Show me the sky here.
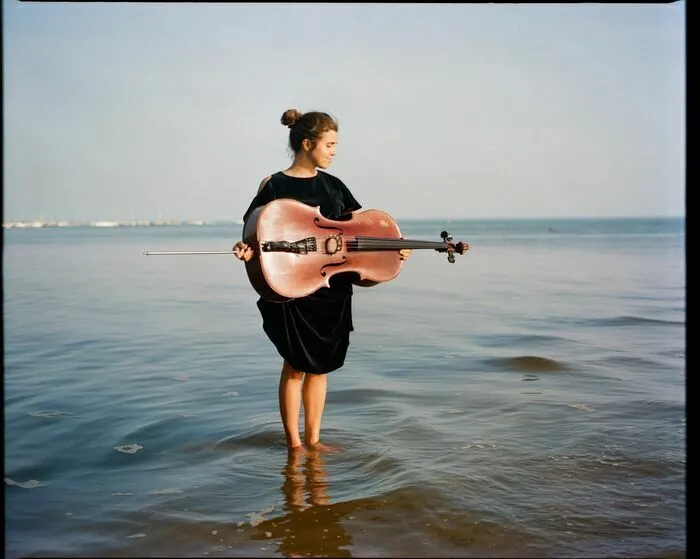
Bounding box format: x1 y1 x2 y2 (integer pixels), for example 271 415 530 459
2 1 686 222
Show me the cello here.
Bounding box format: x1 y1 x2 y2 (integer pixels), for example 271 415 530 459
144 198 469 302
240 198 469 302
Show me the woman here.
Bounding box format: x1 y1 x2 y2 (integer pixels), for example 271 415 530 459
233 109 411 452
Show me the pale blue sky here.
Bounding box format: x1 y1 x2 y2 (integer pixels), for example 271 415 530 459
3 1 685 221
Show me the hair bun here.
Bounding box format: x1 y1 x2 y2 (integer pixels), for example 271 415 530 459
281 109 302 128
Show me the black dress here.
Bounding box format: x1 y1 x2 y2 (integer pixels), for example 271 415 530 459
242 171 363 374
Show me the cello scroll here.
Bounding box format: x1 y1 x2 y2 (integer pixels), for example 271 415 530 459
438 230 470 263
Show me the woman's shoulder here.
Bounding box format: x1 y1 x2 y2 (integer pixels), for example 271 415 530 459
257 171 291 192
257 175 273 194
317 170 347 188
317 170 337 180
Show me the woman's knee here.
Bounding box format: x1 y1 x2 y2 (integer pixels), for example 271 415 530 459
282 361 305 381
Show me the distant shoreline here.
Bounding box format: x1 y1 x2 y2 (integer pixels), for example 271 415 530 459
2 219 246 230
2 215 685 230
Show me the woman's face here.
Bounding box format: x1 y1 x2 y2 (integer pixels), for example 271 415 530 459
306 129 337 169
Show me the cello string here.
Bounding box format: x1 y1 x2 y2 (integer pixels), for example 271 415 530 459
346 239 448 249
351 236 444 244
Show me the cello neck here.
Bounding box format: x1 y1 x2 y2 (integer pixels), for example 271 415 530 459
348 236 449 251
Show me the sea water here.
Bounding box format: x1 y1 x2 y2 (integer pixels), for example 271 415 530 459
4 217 685 557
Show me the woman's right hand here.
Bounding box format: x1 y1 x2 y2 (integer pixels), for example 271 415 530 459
233 241 254 262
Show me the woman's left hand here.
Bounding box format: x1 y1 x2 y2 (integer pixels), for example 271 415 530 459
399 249 412 261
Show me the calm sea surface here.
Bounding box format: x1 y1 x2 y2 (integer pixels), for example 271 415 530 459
4 217 686 558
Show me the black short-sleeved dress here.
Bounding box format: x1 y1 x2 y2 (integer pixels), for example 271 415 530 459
242 170 363 374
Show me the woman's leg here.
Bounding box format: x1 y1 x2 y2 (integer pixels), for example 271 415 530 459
279 360 305 449
302 372 327 447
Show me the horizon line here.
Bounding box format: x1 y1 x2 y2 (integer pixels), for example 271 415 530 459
2 214 686 228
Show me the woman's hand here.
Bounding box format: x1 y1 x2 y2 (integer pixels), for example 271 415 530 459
399 248 412 261
233 241 254 262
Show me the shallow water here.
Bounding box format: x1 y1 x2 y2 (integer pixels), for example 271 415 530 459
4 217 685 558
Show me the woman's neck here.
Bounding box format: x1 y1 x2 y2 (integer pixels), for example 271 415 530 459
283 157 318 178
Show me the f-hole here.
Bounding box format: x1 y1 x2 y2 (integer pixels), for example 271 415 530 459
314 217 343 233
320 256 347 276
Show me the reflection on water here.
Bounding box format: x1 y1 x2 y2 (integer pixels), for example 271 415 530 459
285 448 330 510
251 449 353 558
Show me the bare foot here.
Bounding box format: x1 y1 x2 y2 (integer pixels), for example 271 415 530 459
287 444 306 457
305 441 341 453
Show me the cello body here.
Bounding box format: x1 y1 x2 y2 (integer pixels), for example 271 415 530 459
243 199 404 302
242 198 469 302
